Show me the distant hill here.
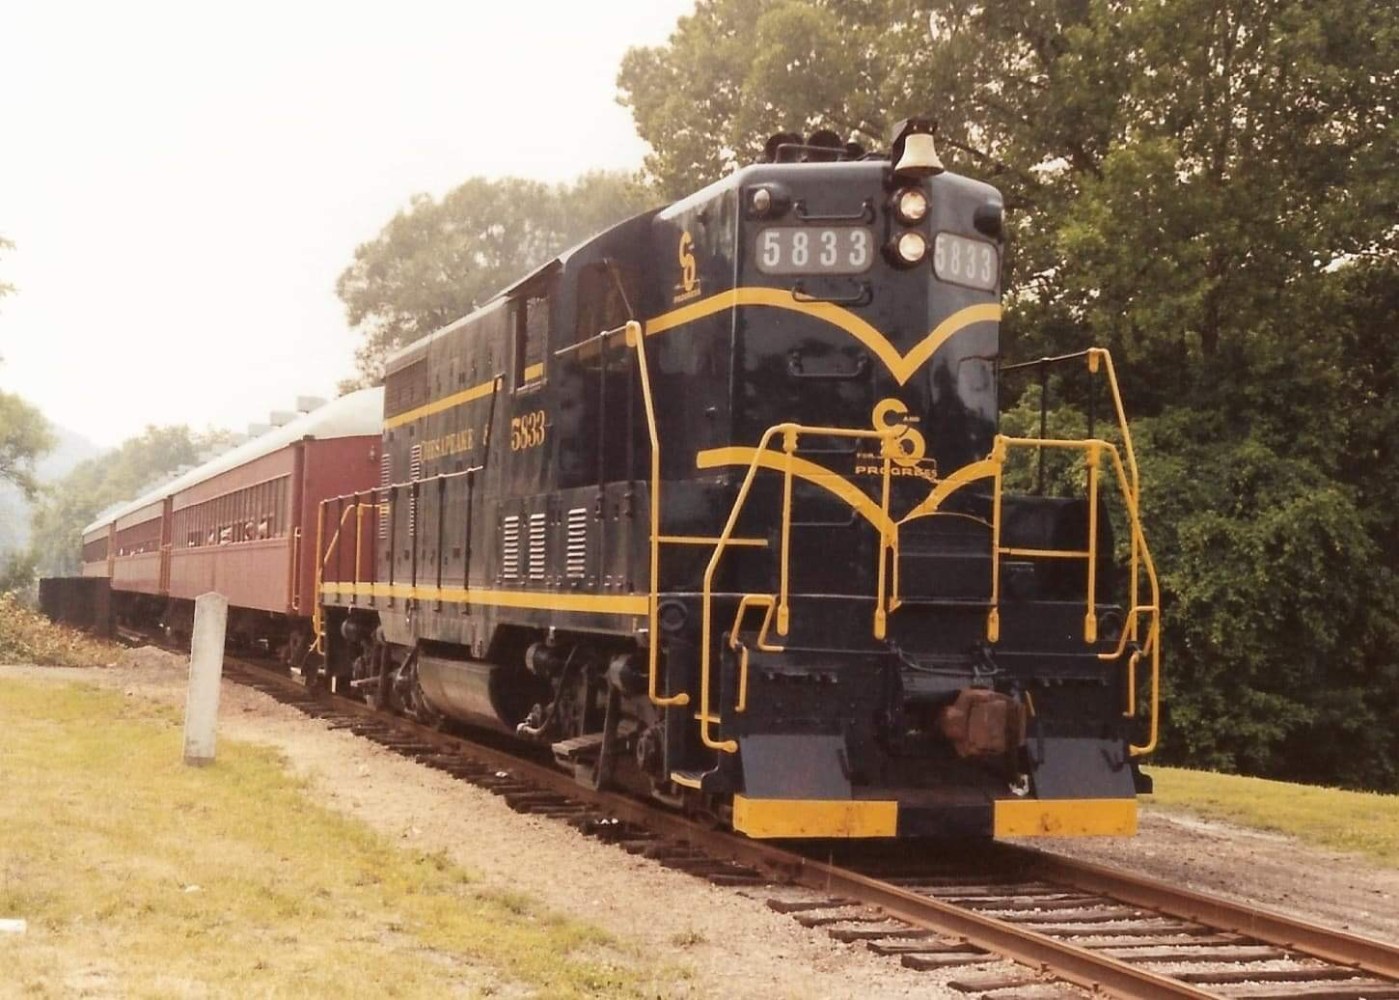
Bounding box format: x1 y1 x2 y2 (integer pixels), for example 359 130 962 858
0 425 102 556
37 425 103 481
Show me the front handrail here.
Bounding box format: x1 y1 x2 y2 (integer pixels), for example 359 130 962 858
727 594 784 714
696 421 900 752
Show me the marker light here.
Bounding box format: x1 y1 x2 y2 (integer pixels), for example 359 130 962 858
894 188 929 224
894 231 927 265
752 188 772 215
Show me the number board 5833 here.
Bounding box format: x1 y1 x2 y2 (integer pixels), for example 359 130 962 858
510 410 546 451
756 226 873 275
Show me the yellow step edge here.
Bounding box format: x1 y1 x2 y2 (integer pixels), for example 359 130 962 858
732 795 898 839
993 797 1137 837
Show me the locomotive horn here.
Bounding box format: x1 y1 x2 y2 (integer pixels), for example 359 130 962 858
890 117 944 177
763 132 804 163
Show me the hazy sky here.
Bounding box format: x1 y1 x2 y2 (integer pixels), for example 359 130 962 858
0 0 694 448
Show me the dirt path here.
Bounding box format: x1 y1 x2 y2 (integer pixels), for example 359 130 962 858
8 654 1398 998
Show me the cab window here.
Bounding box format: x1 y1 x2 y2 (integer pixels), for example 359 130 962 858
575 261 635 344
513 291 549 389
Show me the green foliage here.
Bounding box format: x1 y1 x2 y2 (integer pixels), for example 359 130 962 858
29 425 233 577
625 0 1399 788
0 592 115 666
0 391 54 500
337 171 655 383
0 550 38 604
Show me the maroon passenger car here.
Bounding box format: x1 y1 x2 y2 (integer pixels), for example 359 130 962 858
82 388 383 658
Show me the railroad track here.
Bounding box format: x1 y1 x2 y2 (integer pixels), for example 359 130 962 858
190 648 1399 999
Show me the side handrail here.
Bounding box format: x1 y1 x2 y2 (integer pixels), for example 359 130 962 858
727 595 785 714
989 433 1161 756
312 499 374 654
625 320 690 708
310 463 487 656
289 526 302 612
995 346 1158 755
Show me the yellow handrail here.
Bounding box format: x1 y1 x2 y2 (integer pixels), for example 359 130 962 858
354 496 365 595
626 320 690 708
312 498 386 653
988 433 1161 756
777 429 796 635
727 593 784 714
1084 442 1100 643
1089 348 1143 641
697 421 899 752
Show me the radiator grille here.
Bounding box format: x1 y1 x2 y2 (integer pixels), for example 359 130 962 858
527 512 547 581
408 444 422 537
501 515 520 579
565 507 587 579
378 454 391 539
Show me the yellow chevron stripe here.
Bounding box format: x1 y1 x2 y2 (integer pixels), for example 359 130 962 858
646 288 999 386
898 459 999 524
695 446 896 538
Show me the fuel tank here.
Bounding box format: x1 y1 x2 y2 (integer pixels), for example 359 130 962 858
416 652 544 733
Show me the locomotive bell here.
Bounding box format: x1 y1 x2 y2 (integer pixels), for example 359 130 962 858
890 117 944 177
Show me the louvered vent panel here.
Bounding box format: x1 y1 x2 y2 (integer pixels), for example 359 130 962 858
501 515 520 580
566 507 587 579
408 444 422 536
527 512 547 580
378 454 391 539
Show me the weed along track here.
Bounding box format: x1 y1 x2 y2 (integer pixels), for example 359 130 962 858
213 653 1399 1000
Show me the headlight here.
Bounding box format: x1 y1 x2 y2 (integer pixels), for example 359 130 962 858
894 188 928 224
893 231 927 265
751 188 772 215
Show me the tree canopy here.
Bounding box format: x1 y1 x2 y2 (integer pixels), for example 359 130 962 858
29 425 235 578
621 0 1399 788
0 391 53 502
1 236 55 508
337 171 655 383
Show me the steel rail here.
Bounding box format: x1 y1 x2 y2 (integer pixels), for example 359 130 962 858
1014 845 1399 981
216 655 1399 999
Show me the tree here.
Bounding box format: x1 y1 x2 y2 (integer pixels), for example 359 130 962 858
1 234 54 501
620 0 1399 788
337 171 655 383
29 425 234 577
0 391 53 501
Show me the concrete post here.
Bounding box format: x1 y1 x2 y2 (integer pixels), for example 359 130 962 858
183 592 227 766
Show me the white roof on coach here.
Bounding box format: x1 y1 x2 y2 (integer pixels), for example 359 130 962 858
81 387 384 536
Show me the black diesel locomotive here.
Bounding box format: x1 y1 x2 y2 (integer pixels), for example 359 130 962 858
317 120 1161 839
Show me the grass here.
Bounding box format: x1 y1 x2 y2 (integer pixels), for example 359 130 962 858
1145 765 1399 867
0 679 661 998
0 592 117 667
